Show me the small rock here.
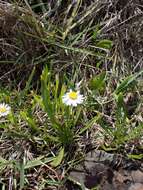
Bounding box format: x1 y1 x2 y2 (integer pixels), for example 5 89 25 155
131 170 143 183
128 183 143 190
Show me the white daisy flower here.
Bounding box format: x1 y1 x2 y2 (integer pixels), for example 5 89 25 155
0 103 11 117
62 89 84 107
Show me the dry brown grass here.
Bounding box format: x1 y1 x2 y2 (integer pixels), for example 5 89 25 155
100 0 143 73
0 1 46 86
0 0 142 87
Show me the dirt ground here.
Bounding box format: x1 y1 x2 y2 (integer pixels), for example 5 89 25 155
67 150 143 190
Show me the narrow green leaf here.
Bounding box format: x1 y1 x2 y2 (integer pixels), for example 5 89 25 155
127 154 143 160
89 72 106 91
24 156 54 169
115 69 143 95
19 162 25 190
41 66 55 121
51 148 64 167
23 67 35 96
79 113 101 134
20 111 39 133
115 92 127 124
96 39 113 49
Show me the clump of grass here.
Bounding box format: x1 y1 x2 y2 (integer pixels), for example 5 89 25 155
0 0 111 87
0 66 142 189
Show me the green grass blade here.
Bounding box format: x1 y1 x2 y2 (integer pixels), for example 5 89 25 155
51 148 64 167
24 156 54 169
115 69 143 95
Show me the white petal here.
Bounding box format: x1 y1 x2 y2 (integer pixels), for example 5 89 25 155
72 102 78 107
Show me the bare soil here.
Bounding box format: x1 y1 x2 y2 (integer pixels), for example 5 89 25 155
67 150 143 190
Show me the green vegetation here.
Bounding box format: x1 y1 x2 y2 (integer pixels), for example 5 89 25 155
0 0 142 189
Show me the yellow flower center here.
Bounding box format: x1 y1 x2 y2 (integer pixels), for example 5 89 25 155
0 107 7 113
69 91 78 100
